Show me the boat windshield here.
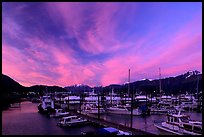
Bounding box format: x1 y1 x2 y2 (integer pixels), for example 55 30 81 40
180 116 190 122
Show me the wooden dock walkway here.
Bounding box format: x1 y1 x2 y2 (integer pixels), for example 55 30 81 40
70 112 155 135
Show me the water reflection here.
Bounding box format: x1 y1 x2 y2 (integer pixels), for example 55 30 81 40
2 101 202 135
2 101 98 135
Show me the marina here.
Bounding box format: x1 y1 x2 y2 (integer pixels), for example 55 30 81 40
2 100 202 135
2 2 202 136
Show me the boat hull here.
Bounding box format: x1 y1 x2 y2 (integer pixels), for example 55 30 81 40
154 123 183 135
57 120 91 127
107 110 141 116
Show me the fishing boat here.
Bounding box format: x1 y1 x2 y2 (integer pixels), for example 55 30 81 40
173 105 186 112
179 94 198 111
107 105 142 116
57 115 90 127
79 104 106 114
150 105 171 115
105 88 121 105
84 91 99 105
135 95 150 103
49 109 70 118
154 111 202 135
38 96 55 114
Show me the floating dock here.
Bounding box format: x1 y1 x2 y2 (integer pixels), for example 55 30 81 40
70 112 155 135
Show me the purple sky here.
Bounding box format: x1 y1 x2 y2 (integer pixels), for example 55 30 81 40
2 2 202 87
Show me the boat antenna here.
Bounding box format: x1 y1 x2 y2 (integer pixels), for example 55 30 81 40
178 109 181 116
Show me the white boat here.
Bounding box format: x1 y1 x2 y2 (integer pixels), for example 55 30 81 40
38 96 55 114
64 95 80 104
121 95 132 104
105 89 121 105
80 104 106 114
107 105 142 116
57 115 89 127
150 105 171 115
49 109 70 118
179 94 198 111
173 105 185 112
180 101 198 111
149 97 157 104
84 91 99 105
135 95 150 103
154 111 202 135
160 95 172 103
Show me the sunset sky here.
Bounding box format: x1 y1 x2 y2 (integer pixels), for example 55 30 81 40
2 2 202 87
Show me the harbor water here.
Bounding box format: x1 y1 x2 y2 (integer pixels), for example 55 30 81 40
2 101 99 135
2 101 202 135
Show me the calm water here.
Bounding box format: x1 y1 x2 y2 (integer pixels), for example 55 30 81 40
2 101 202 135
2 101 99 135
98 111 202 135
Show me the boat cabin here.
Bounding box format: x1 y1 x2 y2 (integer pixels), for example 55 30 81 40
59 116 81 123
166 113 202 134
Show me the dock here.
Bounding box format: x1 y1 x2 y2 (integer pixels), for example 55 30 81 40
70 112 155 135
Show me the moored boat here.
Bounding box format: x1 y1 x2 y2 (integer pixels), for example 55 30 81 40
154 111 202 135
49 109 70 118
107 105 142 116
57 115 90 127
38 96 55 114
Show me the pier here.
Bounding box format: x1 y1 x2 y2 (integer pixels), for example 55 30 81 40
70 112 155 135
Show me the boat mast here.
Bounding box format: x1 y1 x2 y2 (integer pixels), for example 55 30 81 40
129 68 133 128
111 88 113 105
159 67 162 97
196 71 200 112
128 69 130 98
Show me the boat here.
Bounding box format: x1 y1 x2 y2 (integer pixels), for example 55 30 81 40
154 110 202 135
107 105 142 116
121 94 131 104
49 109 70 118
38 96 55 114
84 91 99 105
150 105 171 115
135 95 150 103
173 105 185 112
105 88 121 105
57 115 90 127
179 94 198 111
80 104 106 114
96 127 132 135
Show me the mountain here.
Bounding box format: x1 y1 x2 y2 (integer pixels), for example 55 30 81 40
64 84 92 94
1 74 67 111
1 74 27 111
102 70 202 96
2 70 202 96
26 85 67 96
2 74 26 96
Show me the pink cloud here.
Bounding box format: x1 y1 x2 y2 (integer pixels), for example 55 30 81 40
45 3 132 55
3 3 201 88
99 15 202 86
2 43 42 86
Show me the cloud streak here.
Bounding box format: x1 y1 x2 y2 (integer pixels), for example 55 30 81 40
2 2 202 87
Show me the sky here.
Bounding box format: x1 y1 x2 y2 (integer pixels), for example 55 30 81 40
2 2 202 87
